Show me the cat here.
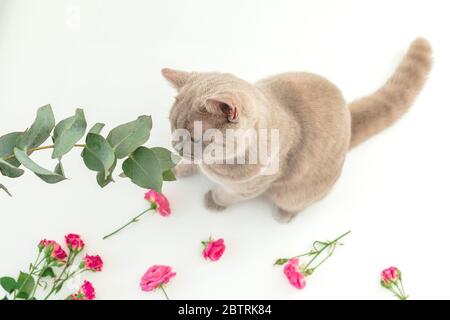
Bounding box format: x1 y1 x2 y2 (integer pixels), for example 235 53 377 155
163 38 432 223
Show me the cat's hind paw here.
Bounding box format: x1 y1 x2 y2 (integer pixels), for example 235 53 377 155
204 190 227 211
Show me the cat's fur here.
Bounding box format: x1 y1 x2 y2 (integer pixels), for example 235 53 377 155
163 38 433 222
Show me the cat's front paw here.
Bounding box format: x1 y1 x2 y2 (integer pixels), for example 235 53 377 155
273 208 296 224
204 190 227 211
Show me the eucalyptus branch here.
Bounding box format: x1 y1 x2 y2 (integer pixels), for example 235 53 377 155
0 105 178 195
2 144 86 162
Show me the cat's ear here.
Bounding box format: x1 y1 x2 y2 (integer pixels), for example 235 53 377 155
206 97 240 123
161 68 190 89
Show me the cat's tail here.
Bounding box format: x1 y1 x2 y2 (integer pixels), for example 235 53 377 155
349 38 433 149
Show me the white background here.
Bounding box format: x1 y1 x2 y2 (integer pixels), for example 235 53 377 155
1 0 449 300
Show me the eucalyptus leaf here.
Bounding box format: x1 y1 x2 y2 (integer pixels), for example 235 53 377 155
81 133 115 178
14 148 66 184
149 147 179 171
107 115 152 159
96 158 116 188
88 122 105 134
55 161 65 177
0 132 22 166
0 276 17 294
52 108 87 159
0 159 25 178
16 105 55 150
122 146 162 191
0 184 12 196
162 169 176 181
96 171 115 188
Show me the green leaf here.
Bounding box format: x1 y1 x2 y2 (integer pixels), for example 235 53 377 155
54 282 63 294
0 132 22 166
88 123 106 134
162 169 176 181
305 268 314 276
52 109 87 159
274 258 288 266
81 133 115 177
16 272 35 299
0 184 12 196
41 267 56 278
55 161 65 177
0 158 24 178
96 171 114 188
15 292 29 299
2 296 8 300
122 146 163 192
0 277 17 294
107 115 152 159
149 147 179 171
14 148 66 184
96 158 116 188
16 105 55 151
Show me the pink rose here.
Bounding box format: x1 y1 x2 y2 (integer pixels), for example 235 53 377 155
380 266 408 299
83 254 103 272
70 281 96 300
144 190 171 216
80 281 96 300
39 240 67 262
39 239 53 249
381 266 400 286
202 238 226 261
283 258 306 289
65 233 85 252
38 239 51 250
51 242 67 261
140 265 176 292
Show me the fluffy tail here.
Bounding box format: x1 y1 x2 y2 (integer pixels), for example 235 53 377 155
349 38 433 148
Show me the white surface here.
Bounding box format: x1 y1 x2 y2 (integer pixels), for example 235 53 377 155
1 0 449 300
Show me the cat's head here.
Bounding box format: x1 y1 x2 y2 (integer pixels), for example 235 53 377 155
162 68 260 162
